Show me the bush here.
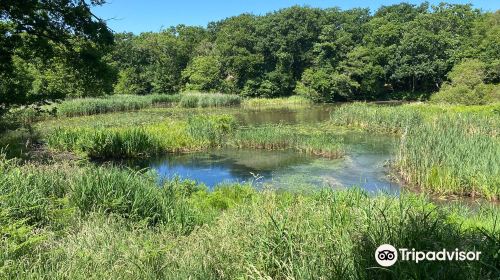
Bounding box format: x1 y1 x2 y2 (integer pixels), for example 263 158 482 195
296 68 359 102
431 59 500 105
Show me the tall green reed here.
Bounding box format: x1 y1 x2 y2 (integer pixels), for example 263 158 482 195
56 94 180 117
179 92 241 108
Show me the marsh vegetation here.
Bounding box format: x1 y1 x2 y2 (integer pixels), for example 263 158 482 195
1 1 499 279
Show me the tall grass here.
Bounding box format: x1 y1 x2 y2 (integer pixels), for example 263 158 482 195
186 114 236 146
179 92 241 108
397 114 500 200
330 103 423 133
330 103 499 200
46 127 161 159
230 125 345 158
56 94 181 117
2 176 497 279
242 95 312 109
45 115 236 159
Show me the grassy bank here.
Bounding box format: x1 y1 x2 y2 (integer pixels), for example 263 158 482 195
0 154 498 279
330 103 500 200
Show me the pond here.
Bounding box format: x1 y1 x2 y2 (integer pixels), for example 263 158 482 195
234 105 334 125
125 130 401 195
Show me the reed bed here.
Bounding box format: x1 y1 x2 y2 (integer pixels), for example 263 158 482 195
397 114 500 200
56 94 181 117
46 127 162 159
0 155 497 279
241 95 312 109
179 92 241 108
45 115 236 159
230 125 345 158
330 103 499 200
330 102 423 133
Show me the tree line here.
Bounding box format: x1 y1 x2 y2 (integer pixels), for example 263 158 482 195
1 1 499 111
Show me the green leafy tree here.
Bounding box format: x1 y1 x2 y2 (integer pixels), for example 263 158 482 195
295 67 359 102
181 56 222 92
390 4 479 93
432 59 499 104
0 0 113 111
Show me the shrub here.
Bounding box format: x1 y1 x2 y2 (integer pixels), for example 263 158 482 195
431 59 500 105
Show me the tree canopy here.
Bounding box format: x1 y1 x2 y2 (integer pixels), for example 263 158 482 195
0 0 113 111
1 2 499 106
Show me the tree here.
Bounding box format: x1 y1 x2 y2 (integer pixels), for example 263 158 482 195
213 14 263 92
390 4 479 93
295 67 359 102
0 0 113 111
431 59 499 105
181 56 222 92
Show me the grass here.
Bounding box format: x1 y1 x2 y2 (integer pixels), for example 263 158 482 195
46 127 162 159
0 154 498 279
2 99 500 278
179 92 241 108
330 102 500 200
330 103 424 134
45 114 236 159
45 115 345 160
230 124 345 158
242 95 312 109
396 114 499 200
54 94 181 117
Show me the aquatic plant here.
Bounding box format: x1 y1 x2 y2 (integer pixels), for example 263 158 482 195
46 115 237 159
179 92 241 108
186 114 236 146
397 114 500 200
47 127 161 159
241 96 312 109
230 125 345 158
330 103 499 200
330 103 423 133
56 94 181 117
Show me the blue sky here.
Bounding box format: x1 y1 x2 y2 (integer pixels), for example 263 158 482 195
93 0 499 34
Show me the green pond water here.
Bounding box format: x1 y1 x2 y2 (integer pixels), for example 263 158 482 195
125 106 401 194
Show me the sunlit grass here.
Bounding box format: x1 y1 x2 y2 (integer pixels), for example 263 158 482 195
330 102 500 200
179 92 241 108
0 155 497 279
54 94 181 117
242 95 312 109
45 115 236 159
396 114 499 200
230 124 345 158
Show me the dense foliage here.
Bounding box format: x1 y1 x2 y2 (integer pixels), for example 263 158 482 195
1 2 499 112
0 0 114 112
109 3 499 102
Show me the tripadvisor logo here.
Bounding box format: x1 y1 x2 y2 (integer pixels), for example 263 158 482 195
375 244 481 267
